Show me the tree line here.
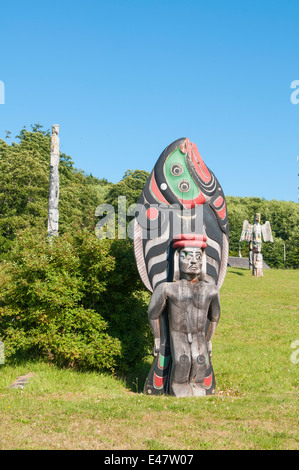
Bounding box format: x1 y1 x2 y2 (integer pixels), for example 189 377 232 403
227 196 299 268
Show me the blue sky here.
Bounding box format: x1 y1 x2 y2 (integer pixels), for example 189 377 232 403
0 0 298 202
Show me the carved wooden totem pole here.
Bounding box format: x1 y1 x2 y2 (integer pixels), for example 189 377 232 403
47 124 60 238
240 213 273 277
133 138 229 397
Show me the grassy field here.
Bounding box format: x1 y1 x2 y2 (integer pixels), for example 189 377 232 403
0 267 298 450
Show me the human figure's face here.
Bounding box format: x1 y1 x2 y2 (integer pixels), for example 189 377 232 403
179 248 203 278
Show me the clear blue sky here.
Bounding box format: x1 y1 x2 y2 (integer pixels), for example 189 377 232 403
0 0 298 202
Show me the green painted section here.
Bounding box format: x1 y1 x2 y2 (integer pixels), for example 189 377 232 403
159 354 170 368
164 147 199 201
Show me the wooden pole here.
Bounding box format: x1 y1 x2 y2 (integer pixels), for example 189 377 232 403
47 124 60 238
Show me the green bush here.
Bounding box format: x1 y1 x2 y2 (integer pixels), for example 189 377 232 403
226 196 299 268
0 228 151 374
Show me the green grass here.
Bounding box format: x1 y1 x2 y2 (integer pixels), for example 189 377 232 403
0 268 298 450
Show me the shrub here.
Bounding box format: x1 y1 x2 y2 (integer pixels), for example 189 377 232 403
0 228 151 374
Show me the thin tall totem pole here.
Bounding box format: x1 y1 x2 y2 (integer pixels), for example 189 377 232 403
47 124 60 238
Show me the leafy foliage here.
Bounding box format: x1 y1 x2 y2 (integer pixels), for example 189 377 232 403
0 126 112 257
0 228 151 373
105 169 150 210
226 196 299 268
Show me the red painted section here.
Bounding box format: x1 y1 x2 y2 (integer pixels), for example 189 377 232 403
214 196 224 208
173 239 207 249
173 234 207 241
204 373 212 388
151 172 168 204
154 373 166 388
173 233 207 249
180 138 211 183
146 207 159 220
216 203 227 220
191 143 211 183
178 191 205 209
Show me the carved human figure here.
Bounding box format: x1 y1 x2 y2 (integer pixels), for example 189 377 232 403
133 138 229 395
148 246 220 397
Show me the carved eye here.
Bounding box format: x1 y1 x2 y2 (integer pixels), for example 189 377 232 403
178 179 190 192
171 163 183 176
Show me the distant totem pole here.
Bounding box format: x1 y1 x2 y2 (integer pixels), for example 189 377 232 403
47 124 60 238
133 138 229 397
240 213 273 277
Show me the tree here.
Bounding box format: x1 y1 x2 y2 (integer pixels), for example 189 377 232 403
0 228 151 373
105 169 150 210
0 126 112 257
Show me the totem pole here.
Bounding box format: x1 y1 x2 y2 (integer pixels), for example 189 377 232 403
47 124 60 238
240 213 273 277
133 138 229 397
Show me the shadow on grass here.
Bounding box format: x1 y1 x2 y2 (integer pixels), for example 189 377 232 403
122 357 153 393
5 353 153 394
228 269 246 276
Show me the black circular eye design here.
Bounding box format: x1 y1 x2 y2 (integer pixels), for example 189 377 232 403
179 354 189 365
197 355 206 365
170 163 183 176
178 179 190 192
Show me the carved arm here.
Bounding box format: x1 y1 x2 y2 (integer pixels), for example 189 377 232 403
206 291 221 356
148 283 168 356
